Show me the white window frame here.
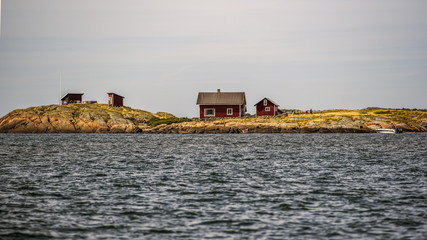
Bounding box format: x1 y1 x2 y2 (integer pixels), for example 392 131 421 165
227 108 233 116
204 108 215 117
265 107 271 112
264 99 268 106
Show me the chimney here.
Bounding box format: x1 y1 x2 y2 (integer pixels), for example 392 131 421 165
217 89 221 93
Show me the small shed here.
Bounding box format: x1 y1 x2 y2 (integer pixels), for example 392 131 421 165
196 89 246 118
255 98 280 116
61 93 83 105
108 93 124 107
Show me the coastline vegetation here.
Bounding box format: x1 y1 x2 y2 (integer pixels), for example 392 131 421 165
194 108 427 129
147 117 192 127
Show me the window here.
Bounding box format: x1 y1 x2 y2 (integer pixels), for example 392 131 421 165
204 108 215 117
227 108 233 115
263 99 268 106
265 107 271 112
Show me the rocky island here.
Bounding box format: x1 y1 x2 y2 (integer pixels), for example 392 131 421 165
0 104 426 133
0 103 173 133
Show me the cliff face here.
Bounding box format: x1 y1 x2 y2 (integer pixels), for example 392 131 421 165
0 103 174 133
1 106 426 133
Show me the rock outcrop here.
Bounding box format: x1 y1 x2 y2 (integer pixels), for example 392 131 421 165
0 103 172 133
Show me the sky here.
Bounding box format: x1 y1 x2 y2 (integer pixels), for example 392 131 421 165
0 0 426 118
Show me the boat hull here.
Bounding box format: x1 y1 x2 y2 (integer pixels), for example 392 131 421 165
376 129 396 134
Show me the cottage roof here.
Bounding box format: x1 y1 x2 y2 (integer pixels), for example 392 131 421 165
107 93 125 98
197 92 246 105
61 93 83 101
254 98 280 107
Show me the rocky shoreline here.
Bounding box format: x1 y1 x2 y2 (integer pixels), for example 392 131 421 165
142 122 375 134
1 104 426 133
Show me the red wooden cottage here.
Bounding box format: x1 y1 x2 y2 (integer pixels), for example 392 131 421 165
61 93 83 105
255 98 280 116
108 93 124 107
196 89 246 118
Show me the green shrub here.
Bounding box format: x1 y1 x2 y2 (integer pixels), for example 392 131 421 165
147 117 191 127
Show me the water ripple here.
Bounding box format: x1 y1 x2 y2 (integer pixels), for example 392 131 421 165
0 133 426 239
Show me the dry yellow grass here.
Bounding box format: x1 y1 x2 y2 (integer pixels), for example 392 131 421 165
198 108 427 128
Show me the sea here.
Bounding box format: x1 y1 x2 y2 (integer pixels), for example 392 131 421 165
0 133 426 239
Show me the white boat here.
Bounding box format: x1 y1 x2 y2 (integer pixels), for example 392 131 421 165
376 128 396 134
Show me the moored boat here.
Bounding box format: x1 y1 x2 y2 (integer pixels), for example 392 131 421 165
376 128 396 134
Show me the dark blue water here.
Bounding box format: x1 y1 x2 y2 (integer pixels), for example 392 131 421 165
0 133 426 239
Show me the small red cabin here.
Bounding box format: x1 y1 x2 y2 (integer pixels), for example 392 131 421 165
255 98 280 116
108 93 124 107
61 93 83 105
196 89 246 119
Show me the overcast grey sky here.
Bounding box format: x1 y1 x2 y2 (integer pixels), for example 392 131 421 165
1 0 426 117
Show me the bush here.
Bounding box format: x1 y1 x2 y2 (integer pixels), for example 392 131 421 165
147 117 191 127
